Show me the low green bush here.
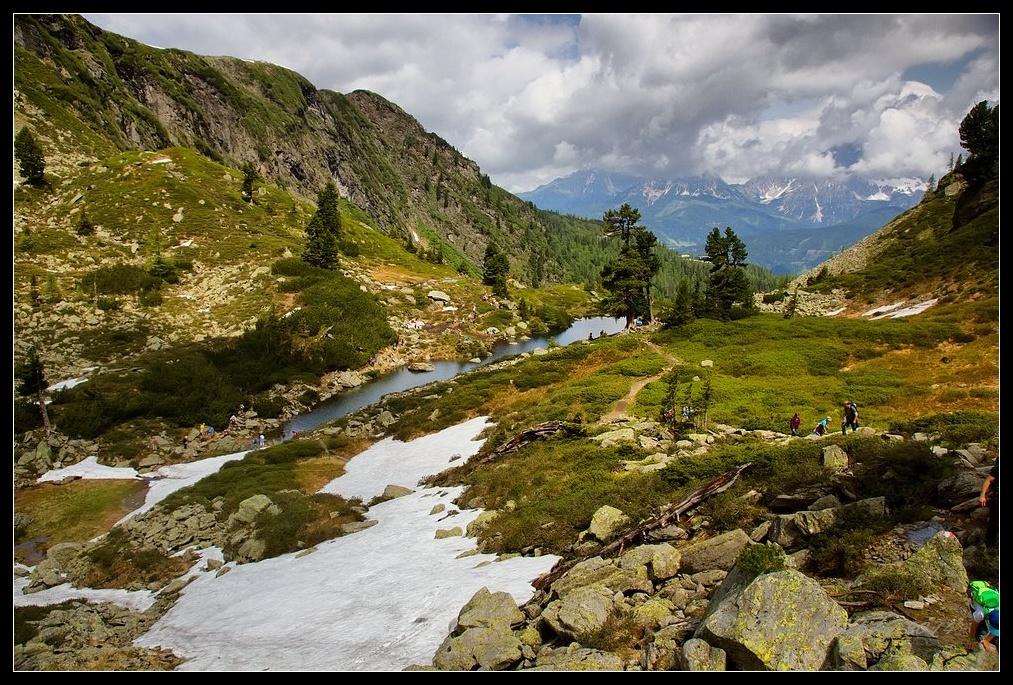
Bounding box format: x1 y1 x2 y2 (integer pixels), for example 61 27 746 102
736 543 787 578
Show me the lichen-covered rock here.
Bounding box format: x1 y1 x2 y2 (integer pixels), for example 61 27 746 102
869 651 928 670
618 543 681 580
465 510 500 537
697 569 848 670
590 429 636 450
587 505 631 542
456 587 524 631
230 494 280 525
432 626 521 670
631 597 675 629
435 527 463 539
679 638 727 671
820 444 850 471
680 529 752 574
529 647 625 671
832 611 942 670
542 584 614 640
381 484 414 500
550 556 653 597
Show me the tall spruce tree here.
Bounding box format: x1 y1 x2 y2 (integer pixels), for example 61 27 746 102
958 100 999 181
703 227 751 320
302 182 341 269
14 128 46 185
483 243 510 297
15 347 51 433
600 204 660 328
241 161 259 202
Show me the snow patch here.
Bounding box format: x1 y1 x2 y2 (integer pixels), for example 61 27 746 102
13 575 156 612
863 301 907 317
149 158 173 165
38 457 137 483
824 307 846 317
136 418 558 671
880 299 939 319
47 377 88 393
865 191 891 201
118 452 249 524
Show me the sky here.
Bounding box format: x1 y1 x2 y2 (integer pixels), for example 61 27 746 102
85 13 999 192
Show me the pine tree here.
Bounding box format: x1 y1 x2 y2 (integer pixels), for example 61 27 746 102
76 211 94 236
661 280 694 328
302 182 341 269
661 370 680 430
704 227 751 319
956 153 964 169
926 174 935 192
241 161 259 203
958 100 999 181
14 128 46 185
15 347 51 433
600 204 661 328
482 243 510 298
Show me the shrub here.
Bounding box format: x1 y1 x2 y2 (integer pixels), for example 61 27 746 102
889 411 998 446
14 399 43 434
81 264 158 295
762 291 787 304
338 240 360 257
702 490 762 531
859 567 932 601
138 288 163 307
250 393 284 419
148 257 179 284
298 389 319 407
736 543 786 578
576 609 643 652
96 296 120 311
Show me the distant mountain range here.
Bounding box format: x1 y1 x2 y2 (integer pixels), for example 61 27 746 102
519 170 925 273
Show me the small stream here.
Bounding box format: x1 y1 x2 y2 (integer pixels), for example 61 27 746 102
284 315 625 435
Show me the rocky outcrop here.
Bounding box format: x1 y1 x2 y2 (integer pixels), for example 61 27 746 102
678 638 727 671
697 568 848 670
587 505 630 543
856 531 967 594
832 611 943 670
768 497 887 550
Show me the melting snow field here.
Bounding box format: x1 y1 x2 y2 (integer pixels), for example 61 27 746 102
38 456 138 483
47 377 89 393
877 298 938 319
13 573 156 612
136 418 560 671
119 452 249 523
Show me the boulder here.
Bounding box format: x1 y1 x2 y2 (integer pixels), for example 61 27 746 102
230 494 279 525
435 527 463 539
550 556 653 598
697 569 848 670
430 504 446 515
466 511 500 537
631 597 675 628
618 543 681 580
679 638 727 671
821 445 850 471
530 648 624 671
456 587 524 631
587 505 630 542
937 472 985 506
432 626 521 670
808 494 842 510
542 584 614 640
427 290 451 303
646 525 688 543
382 484 414 500
590 428 636 449
378 411 396 427
680 529 752 574
408 362 435 373
700 360 714 368
831 611 942 670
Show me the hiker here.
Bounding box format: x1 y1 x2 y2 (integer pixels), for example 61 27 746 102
229 414 239 426
790 413 801 437
600 329 606 338
259 434 266 448
207 425 215 436
979 457 999 548
682 405 692 421
588 332 594 341
841 400 859 433
251 436 259 450
812 416 830 436
182 436 189 450
199 422 206 435
969 581 1000 651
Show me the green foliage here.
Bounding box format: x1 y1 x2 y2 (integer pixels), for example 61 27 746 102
76 211 94 236
890 411 998 446
704 226 751 319
96 296 120 311
14 398 44 434
15 347 47 398
576 609 642 652
859 567 933 601
482 242 510 297
600 204 659 325
958 100 999 181
702 489 762 530
80 264 159 295
250 392 284 419
138 288 163 307
302 182 341 269
847 438 954 510
660 279 695 328
241 161 258 202
736 543 787 578
14 127 46 184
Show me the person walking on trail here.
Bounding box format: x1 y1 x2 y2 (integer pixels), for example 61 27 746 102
979 457 999 548
969 581 1000 651
813 416 830 436
588 332 594 341
841 401 859 433
790 413 801 437
259 434 266 448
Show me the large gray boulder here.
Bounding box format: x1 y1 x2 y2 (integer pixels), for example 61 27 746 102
832 611 943 670
697 569 848 670
229 494 279 525
456 587 524 631
857 531 967 594
821 444 850 471
549 556 652 598
381 484 414 500
618 543 681 580
937 472 985 506
432 626 521 670
680 529 752 574
768 497 886 550
587 505 630 542
541 584 614 640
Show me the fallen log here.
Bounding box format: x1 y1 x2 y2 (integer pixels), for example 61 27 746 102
532 462 752 591
472 421 580 466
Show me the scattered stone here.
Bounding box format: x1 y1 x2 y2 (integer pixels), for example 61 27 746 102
435 527 463 539
679 638 727 671
680 529 752 574
700 360 714 368
382 484 414 500
587 505 630 543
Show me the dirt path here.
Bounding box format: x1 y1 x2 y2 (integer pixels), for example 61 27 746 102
601 340 680 424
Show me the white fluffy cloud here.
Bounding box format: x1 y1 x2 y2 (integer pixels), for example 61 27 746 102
85 13 998 191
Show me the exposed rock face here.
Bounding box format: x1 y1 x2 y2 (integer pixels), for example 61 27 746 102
857 531 968 594
530 648 625 671
432 587 524 671
679 529 752 574
697 569 848 670
587 505 630 543
542 584 614 640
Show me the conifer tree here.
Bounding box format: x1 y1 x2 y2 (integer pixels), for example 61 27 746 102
483 242 510 297
14 128 45 185
15 347 51 433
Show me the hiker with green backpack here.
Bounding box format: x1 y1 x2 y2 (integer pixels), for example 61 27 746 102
969 580 1000 652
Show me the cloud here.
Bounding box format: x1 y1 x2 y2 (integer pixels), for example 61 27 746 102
84 13 998 191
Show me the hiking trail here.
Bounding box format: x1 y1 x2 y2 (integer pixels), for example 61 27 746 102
602 340 680 423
